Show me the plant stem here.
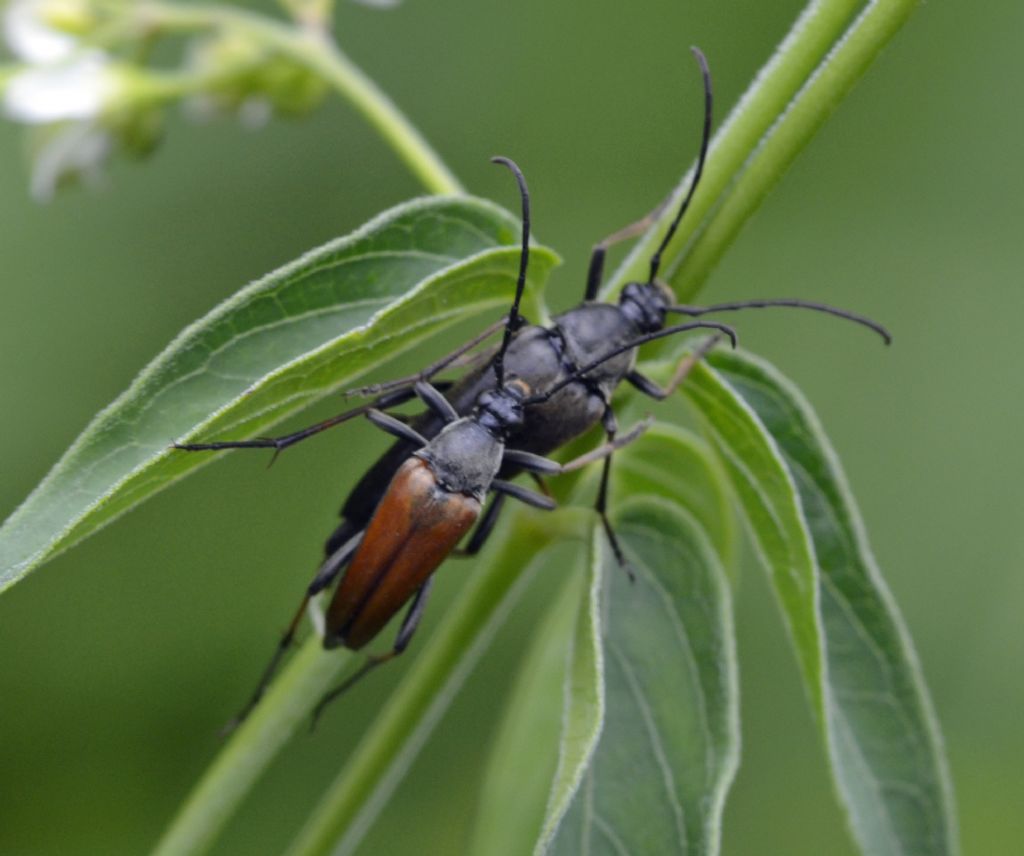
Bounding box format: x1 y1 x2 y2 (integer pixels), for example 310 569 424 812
148 509 572 856
151 639 351 856
669 0 919 297
604 0 872 302
284 510 581 856
140 2 462 195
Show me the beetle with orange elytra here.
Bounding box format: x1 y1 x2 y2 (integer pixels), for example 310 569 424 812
178 48 890 729
203 157 735 730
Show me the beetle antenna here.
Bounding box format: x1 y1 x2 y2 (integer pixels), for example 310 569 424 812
647 46 712 286
668 298 892 345
525 320 737 405
490 156 531 386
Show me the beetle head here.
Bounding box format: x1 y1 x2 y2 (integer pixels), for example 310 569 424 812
476 379 530 438
618 280 672 334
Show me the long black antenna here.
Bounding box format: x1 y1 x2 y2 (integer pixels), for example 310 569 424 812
647 46 713 286
669 298 892 345
490 156 531 386
525 320 737 406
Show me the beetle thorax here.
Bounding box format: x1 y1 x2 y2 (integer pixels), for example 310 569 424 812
417 419 504 499
553 303 640 394
618 281 671 334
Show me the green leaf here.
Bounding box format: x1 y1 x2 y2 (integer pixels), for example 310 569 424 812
684 352 825 707
468 561 584 856
0 196 558 592
613 420 737 571
534 525 605 854
283 509 566 856
684 350 958 856
522 423 738 856
546 499 737 856
476 426 736 856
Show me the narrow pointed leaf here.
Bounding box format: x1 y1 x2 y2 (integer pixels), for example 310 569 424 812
0 196 558 592
547 498 738 856
684 350 958 856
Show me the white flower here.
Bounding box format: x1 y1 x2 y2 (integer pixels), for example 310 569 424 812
3 0 82 63
1 0 152 201
26 118 111 201
3 50 114 123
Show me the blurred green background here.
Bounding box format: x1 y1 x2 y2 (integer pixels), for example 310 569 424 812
1 0 1020 853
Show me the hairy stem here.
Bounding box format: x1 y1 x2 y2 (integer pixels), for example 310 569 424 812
605 0 917 303
151 640 351 856
140 1 462 194
285 510 578 856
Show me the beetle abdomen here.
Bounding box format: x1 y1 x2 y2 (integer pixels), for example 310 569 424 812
324 458 480 651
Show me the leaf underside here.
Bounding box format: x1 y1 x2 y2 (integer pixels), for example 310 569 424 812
548 498 738 856
0 195 558 592
509 420 739 856
685 349 957 856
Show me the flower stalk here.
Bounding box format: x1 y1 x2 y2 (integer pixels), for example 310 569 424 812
1 0 462 198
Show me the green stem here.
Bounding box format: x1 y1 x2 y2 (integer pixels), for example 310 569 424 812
126 58 262 104
148 509 572 856
603 0 866 302
140 2 462 194
151 637 352 856
669 0 919 297
285 510 578 856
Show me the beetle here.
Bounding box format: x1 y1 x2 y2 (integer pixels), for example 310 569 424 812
306 375 654 727
179 48 890 726
180 158 735 730
183 48 888 572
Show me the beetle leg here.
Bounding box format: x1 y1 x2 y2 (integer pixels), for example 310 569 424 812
502 419 651 579
174 384 422 463
584 189 675 300
308 531 365 596
221 529 365 735
311 579 435 729
453 474 556 560
591 408 636 580
454 493 508 557
625 333 722 400
504 417 651 476
365 409 429 446
414 380 459 424
339 316 508 400
492 479 557 510
393 578 434 653
500 448 561 474
530 472 552 497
